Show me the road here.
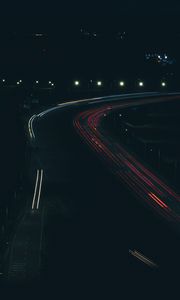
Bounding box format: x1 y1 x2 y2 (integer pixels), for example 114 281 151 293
74 94 180 226
4 92 180 297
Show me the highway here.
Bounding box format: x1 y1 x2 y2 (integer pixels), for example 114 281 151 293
74 95 180 226
4 92 180 295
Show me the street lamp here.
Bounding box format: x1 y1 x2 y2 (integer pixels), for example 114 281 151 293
119 81 125 87
74 81 80 86
139 81 144 87
97 81 102 86
161 82 166 87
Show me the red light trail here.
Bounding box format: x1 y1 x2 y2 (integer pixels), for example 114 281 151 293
74 95 180 225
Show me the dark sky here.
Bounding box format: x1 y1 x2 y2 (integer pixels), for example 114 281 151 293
0 0 180 32
3 0 180 15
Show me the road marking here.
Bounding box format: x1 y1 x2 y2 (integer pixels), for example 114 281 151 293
36 170 43 210
32 170 40 210
31 169 43 210
129 249 158 269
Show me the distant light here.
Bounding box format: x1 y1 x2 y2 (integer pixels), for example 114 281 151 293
125 128 128 132
2 79 5 82
36 80 39 84
74 81 80 86
17 81 20 85
139 81 144 87
49 81 52 84
51 83 54 86
161 82 166 87
19 80 22 83
97 81 102 86
119 81 125 86
164 55 168 59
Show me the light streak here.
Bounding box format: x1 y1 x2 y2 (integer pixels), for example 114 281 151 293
148 193 168 209
28 115 36 139
73 94 180 224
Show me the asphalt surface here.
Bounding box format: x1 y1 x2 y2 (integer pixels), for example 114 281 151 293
3 93 180 297
74 95 180 226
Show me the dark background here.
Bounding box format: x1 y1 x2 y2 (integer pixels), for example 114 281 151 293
0 0 180 80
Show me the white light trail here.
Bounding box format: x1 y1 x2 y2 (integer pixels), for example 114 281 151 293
28 115 36 139
129 249 158 269
38 93 162 118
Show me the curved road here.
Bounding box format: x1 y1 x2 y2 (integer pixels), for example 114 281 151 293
73 94 180 226
5 92 180 295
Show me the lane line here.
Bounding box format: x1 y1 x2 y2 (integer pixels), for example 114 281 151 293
129 249 158 269
36 170 43 210
32 170 40 210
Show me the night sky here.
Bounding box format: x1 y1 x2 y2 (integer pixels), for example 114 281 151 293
0 0 180 32
0 0 179 80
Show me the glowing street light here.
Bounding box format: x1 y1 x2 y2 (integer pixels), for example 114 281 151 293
139 81 144 87
2 79 5 82
161 82 166 87
119 81 125 86
74 81 80 86
51 83 54 86
49 81 52 84
19 80 22 83
36 80 39 84
17 81 20 85
97 81 102 86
